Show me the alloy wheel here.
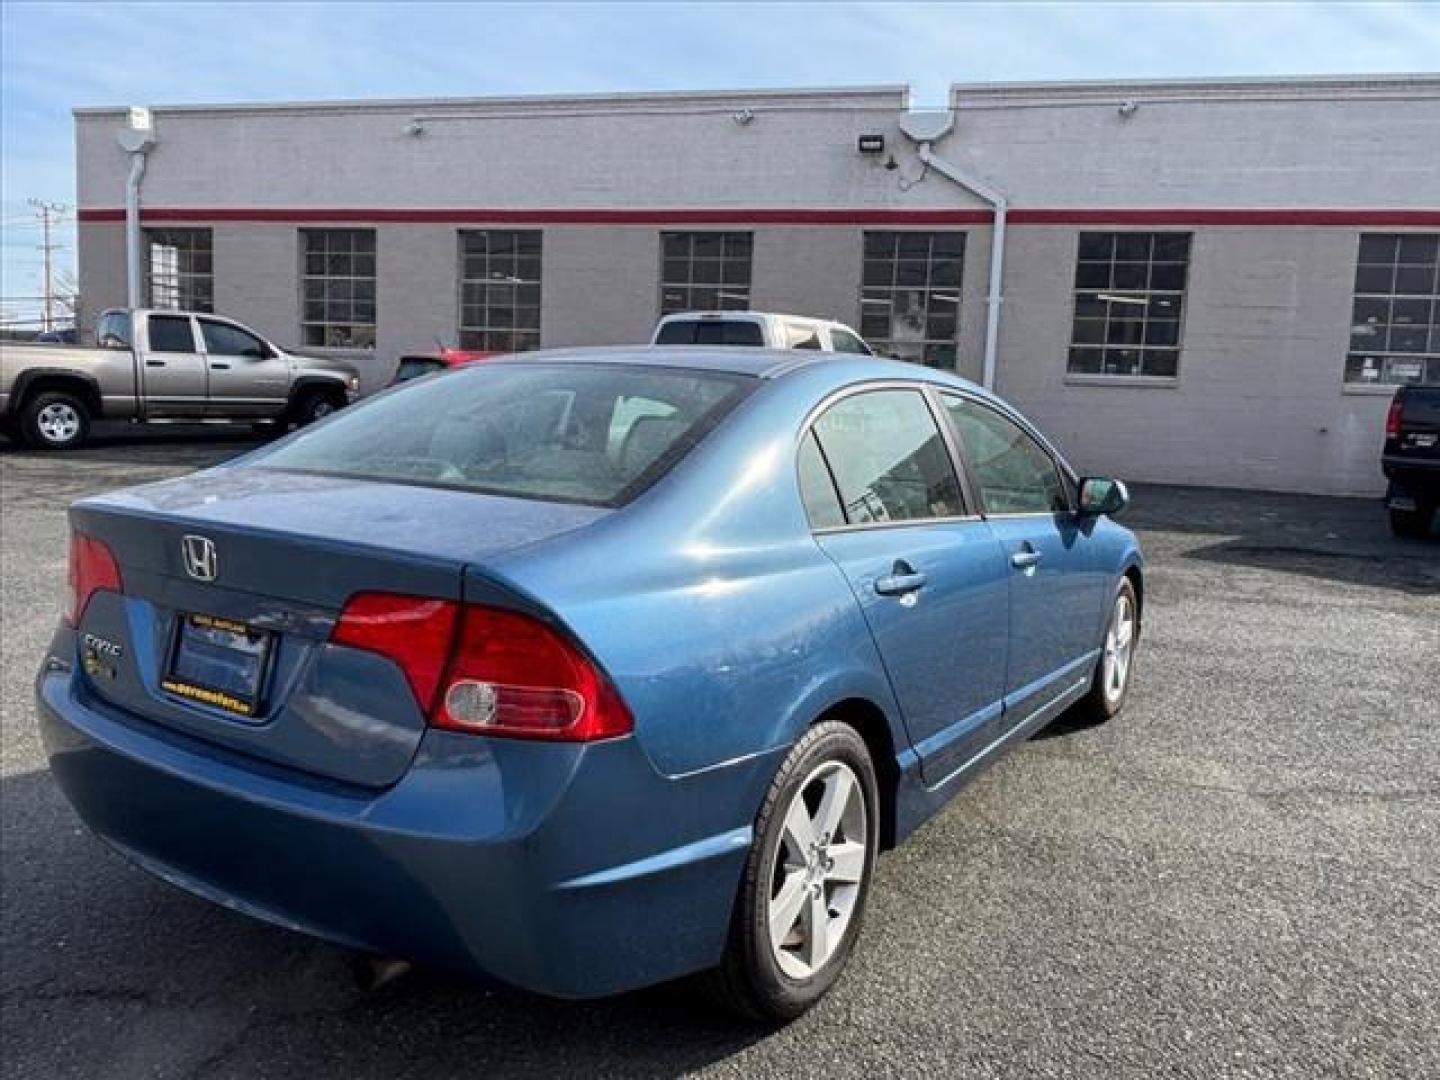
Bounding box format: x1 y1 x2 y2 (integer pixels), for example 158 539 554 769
767 759 868 979
1102 593 1135 704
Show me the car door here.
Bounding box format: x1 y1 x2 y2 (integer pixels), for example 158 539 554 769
940 393 1108 727
138 314 208 418
803 386 1011 786
198 317 290 417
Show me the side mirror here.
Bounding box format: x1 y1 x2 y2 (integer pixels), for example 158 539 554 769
1078 476 1129 516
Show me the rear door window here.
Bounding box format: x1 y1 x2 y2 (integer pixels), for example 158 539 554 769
148 315 196 353
258 363 754 507
797 430 846 528
810 389 964 524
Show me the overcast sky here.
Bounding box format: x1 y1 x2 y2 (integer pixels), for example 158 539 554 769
3 0 1437 323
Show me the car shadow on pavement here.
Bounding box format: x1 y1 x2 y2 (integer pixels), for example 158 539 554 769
1125 482 1440 595
0 766 771 1079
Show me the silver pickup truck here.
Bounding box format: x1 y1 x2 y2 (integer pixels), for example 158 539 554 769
0 309 360 450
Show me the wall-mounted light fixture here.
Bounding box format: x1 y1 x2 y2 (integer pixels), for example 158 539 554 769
858 134 885 154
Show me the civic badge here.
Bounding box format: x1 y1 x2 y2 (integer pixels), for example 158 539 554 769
182 534 217 582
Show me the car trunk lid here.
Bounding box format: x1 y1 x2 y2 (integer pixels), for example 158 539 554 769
70 467 608 788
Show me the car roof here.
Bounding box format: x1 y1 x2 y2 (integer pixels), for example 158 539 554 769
655 310 854 330
482 344 990 394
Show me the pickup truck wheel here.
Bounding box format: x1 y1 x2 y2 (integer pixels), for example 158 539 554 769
21 391 90 451
291 389 342 428
1389 504 1433 538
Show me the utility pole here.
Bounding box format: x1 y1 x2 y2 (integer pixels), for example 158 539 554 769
28 199 69 332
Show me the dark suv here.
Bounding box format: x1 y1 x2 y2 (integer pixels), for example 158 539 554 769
1383 384 1440 537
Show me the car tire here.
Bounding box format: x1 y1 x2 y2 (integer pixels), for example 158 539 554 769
705 720 879 1022
1389 505 1432 538
20 391 90 451
1074 576 1139 724
290 388 342 428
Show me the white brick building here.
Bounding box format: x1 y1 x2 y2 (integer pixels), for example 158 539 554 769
75 76 1440 495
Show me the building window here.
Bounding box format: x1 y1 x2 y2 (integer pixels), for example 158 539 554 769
1067 232 1190 378
659 232 752 314
458 231 542 352
1345 233 1439 386
859 232 964 368
300 229 376 348
144 228 213 312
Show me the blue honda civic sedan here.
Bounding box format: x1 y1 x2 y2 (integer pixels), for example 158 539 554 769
37 348 1142 1020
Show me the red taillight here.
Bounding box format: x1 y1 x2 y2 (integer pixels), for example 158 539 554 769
332 593 459 712
1385 396 1404 439
331 593 632 742
66 532 123 625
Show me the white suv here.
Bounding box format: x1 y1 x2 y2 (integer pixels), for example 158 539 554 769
651 311 874 355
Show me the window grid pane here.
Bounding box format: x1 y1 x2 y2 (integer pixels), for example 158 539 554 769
1345 232 1440 386
1067 231 1191 378
457 230 543 353
144 229 213 313
300 229 376 348
658 232 753 315
859 231 965 368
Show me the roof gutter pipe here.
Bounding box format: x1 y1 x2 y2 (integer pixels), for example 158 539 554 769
899 112 1008 391
117 110 157 310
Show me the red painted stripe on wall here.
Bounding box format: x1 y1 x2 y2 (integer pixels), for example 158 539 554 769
1007 208 1440 227
77 207 996 225
77 206 1440 227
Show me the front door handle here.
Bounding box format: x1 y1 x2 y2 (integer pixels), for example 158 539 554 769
874 561 927 596
145 359 166 367
1010 547 1043 571
210 362 231 370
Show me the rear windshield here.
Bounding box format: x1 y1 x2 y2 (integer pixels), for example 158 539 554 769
655 319 765 346
256 363 754 507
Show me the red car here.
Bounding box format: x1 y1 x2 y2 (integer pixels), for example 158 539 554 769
390 347 497 385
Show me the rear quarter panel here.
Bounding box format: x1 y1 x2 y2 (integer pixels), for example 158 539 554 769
487 366 906 778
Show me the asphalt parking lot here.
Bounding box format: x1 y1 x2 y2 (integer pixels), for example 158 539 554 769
2 429 1437 1079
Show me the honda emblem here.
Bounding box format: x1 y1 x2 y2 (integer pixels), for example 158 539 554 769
182 535 217 582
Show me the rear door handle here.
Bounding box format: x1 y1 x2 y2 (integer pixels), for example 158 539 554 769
1010 548 1042 571
874 561 927 596
145 359 166 367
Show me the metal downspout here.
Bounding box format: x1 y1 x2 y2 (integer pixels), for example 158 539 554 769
123 150 149 310
914 142 1008 391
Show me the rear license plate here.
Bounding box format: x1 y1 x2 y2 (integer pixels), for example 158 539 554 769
1410 434 1438 448
162 613 273 716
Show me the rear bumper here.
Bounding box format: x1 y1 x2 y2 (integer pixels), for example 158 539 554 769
1382 454 1440 491
37 628 778 999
